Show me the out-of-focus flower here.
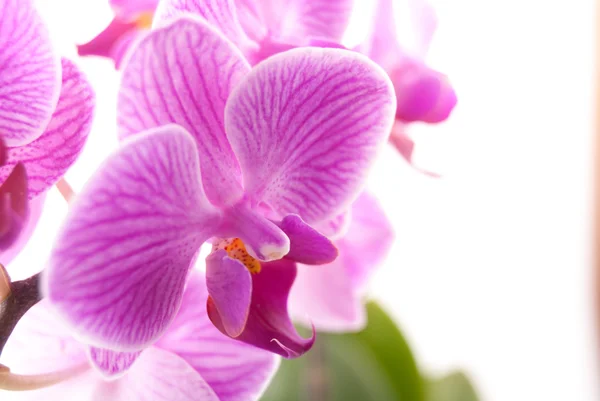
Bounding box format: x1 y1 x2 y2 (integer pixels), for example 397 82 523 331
1 271 278 401
45 17 395 358
155 0 354 63
0 0 95 266
80 0 354 67
361 0 457 172
289 192 394 332
77 0 158 68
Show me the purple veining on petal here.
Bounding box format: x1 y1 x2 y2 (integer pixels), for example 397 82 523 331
208 259 315 358
205 249 252 337
0 0 61 147
225 47 396 225
276 214 338 265
0 58 95 199
118 16 250 207
45 125 222 351
155 0 253 52
88 347 141 379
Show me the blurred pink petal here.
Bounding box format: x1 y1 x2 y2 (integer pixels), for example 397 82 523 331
111 0 159 19
0 195 44 268
289 192 394 331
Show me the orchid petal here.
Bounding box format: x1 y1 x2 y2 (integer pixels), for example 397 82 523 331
45 125 222 351
0 195 44 268
0 0 61 147
314 209 351 240
88 347 141 379
391 60 457 123
389 121 441 177
0 163 28 250
110 0 159 19
77 17 143 68
364 0 437 70
157 271 279 401
276 214 338 265
205 249 252 337
289 192 394 331
118 16 250 206
225 47 395 224
0 58 95 199
208 259 315 358
234 0 267 43
113 348 220 401
1 300 87 375
154 0 251 51
238 0 352 43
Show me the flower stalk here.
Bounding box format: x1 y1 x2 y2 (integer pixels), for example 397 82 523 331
0 266 42 355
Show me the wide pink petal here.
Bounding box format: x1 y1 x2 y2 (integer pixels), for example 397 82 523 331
225 48 395 225
157 271 279 401
118 16 250 206
0 0 61 147
154 0 252 52
289 192 394 332
205 250 252 337
208 259 315 358
0 58 95 199
45 125 222 351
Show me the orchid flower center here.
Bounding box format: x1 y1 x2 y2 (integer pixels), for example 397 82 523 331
212 238 261 274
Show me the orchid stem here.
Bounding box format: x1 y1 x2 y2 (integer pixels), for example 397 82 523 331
56 178 75 204
0 270 42 355
0 364 88 391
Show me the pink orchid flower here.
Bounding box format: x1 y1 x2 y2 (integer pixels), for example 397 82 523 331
45 16 395 361
0 0 95 267
0 271 278 401
361 0 457 172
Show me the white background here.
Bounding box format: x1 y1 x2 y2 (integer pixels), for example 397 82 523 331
8 0 599 400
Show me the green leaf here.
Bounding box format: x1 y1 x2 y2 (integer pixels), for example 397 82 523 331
426 371 479 401
260 301 425 401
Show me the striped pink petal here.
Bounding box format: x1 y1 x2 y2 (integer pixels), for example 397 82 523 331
0 0 61 147
154 0 252 51
225 47 396 225
88 347 142 379
0 58 95 199
45 125 222 351
118 16 250 207
157 271 279 401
